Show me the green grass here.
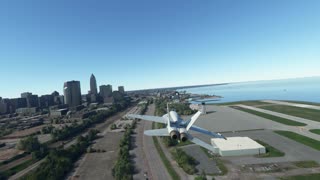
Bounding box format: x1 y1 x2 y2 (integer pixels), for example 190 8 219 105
200 147 228 176
260 105 320 122
2 159 36 177
310 129 320 135
254 140 285 158
232 106 306 126
274 131 320 151
152 122 180 180
293 161 319 168
171 148 197 174
281 173 320 180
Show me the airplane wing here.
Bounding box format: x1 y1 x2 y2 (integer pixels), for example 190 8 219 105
190 125 226 139
127 114 166 124
144 128 170 136
187 134 217 152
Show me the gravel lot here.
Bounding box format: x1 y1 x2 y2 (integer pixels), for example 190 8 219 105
69 132 123 180
180 144 220 175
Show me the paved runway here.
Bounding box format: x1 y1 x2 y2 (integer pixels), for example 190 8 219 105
262 100 320 110
235 105 320 141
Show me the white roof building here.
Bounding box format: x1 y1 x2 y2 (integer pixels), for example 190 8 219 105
211 137 266 156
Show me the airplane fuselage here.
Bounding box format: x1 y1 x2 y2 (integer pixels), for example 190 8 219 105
164 111 188 141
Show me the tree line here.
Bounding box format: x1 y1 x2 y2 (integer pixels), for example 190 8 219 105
22 129 99 180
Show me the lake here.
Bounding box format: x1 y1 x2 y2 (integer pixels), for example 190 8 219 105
178 77 320 103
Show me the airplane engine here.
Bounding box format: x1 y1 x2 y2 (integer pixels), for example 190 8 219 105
179 128 188 142
170 130 180 140
180 133 188 142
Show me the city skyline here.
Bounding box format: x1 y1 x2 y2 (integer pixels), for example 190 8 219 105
1 0 320 98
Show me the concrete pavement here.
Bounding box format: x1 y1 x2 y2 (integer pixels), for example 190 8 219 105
262 100 320 110
236 105 320 141
140 104 171 180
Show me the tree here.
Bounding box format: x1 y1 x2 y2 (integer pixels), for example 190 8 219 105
18 136 41 152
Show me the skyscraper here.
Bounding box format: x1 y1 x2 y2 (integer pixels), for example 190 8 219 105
99 85 112 98
118 86 125 94
21 92 32 98
0 97 7 114
21 92 39 107
63 81 82 107
90 74 98 94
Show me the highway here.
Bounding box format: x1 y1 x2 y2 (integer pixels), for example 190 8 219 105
140 104 171 180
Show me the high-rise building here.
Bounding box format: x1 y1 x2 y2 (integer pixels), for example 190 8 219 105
27 95 39 107
39 95 54 108
51 91 64 105
118 86 125 94
64 81 82 107
99 85 112 97
90 74 98 94
0 97 7 114
21 92 32 98
21 92 39 107
11 98 28 110
99 85 113 104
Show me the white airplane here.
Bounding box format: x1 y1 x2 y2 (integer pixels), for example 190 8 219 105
127 104 226 151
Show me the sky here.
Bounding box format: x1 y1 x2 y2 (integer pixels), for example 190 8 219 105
0 0 320 98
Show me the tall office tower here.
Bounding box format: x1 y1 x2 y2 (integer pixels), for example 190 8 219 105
39 95 54 108
27 95 39 107
11 98 27 110
99 85 112 97
63 81 82 107
21 92 39 107
0 97 7 114
118 86 125 94
90 74 98 94
21 92 32 98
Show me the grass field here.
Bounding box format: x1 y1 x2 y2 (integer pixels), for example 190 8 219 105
254 140 285 158
152 122 180 180
293 161 319 168
260 105 320 122
281 173 320 180
231 106 307 126
274 131 320 151
310 129 320 135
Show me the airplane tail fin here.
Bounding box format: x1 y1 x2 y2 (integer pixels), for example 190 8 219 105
167 103 171 128
186 111 202 131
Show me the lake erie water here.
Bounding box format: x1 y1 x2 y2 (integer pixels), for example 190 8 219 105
179 77 320 103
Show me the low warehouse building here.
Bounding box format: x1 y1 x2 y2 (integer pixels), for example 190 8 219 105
211 137 266 156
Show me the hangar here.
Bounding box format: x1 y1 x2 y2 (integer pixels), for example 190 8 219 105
211 137 266 156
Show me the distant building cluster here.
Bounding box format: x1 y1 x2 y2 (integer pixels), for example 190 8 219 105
0 74 126 115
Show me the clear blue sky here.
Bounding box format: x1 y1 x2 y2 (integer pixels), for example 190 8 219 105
1 0 320 98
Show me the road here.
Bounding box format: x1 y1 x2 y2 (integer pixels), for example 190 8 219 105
140 104 171 180
131 115 152 179
236 104 320 141
262 100 320 110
